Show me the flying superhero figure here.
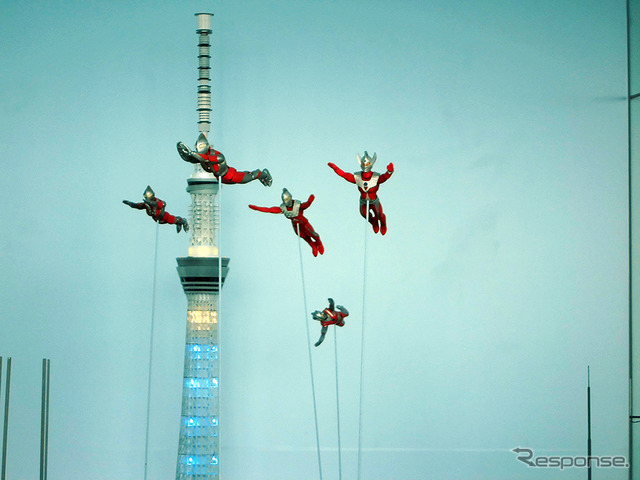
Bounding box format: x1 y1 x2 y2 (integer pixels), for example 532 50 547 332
123 186 189 233
249 188 325 257
177 133 272 186
328 151 394 234
312 298 349 347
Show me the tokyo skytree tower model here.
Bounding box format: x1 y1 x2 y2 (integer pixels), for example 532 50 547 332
174 13 227 478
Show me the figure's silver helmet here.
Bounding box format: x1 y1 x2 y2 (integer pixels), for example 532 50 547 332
143 185 155 201
357 151 377 173
195 132 210 154
281 188 293 207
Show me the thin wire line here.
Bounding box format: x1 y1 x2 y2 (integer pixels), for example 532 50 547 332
1 357 11 480
627 2 635 477
357 199 370 480
334 327 342 480
217 179 223 470
43 360 50 480
143 221 159 480
297 224 323 480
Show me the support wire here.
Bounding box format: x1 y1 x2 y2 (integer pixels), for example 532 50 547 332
357 200 370 480
334 328 343 480
1 357 11 480
217 179 223 473
297 224 323 480
143 221 160 480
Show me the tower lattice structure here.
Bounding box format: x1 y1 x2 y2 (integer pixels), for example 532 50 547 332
175 13 229 479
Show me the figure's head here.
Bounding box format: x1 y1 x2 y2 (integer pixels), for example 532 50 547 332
195 132 211 154
281 188 293 207
312 310 327 322
357 151 377 172
143 186 155 203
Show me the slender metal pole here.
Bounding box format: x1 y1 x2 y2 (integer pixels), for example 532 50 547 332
627 1 635 477
0 357 2 476
1 357 11 480
587 366 591 480
44 360 50 480
40 359 47 480
40 359 51 480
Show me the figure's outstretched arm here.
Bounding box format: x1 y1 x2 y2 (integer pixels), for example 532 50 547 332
248 204 281 214
314 325 328 347
300 194 315 210
177 142 204 164
379 162 394 183
123 200 146 210
328 163 355 183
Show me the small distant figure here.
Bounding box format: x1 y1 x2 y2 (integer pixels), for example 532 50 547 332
328 151 394 234
177 133 272 186
249 188 325 257
123 186 189 233
312 298 349 347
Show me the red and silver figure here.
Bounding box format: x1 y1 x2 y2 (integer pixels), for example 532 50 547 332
249 188 325 256
177 133 272 187
312 298 349 347
328 151 394 234
123 186 189 233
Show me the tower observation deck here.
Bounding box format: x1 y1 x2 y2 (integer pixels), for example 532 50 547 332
175 13 228 479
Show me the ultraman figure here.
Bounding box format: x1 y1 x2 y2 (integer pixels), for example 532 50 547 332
312 298 349 347
123 186 189 233
328 151 394 234
249 188 325 256
177 133 273 186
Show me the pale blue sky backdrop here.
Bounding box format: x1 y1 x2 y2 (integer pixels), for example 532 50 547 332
0 1 630 479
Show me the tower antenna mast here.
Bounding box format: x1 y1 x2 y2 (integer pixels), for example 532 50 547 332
196 13 212 139
587 366 591 480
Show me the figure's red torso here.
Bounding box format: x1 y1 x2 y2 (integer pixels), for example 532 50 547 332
320 308 347 327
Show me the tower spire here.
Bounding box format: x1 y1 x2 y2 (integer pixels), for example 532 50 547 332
195 13 212 137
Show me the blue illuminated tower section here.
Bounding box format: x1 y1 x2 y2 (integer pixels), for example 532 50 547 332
175 13 228 479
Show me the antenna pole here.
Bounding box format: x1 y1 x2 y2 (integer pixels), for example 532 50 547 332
40 359 51 480
1 358 11 480
587 366 592 480
196 13 213 138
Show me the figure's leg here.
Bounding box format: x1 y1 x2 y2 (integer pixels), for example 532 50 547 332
315 325 328 347
373 202 387 235
314 233 324 255
303 221 324 256
301 221 323 255
295 222 318 256
222 167 272 186
359 202 368 220
159 212 189 232
159 212 176 224
360 201 380 233
175 216 189 233
304 234 318 257
309 229 323 254
369 207 380 233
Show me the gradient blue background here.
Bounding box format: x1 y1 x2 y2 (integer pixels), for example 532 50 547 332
0 1 630 478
